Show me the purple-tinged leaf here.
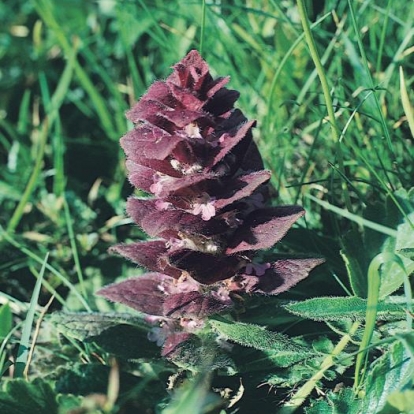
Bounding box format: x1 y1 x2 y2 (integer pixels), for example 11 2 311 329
127 198 228 238
96 273 169 315
163 291 232 318
226 206 305 254
125 161 155 193
161 332 193 357
213 170 271 209
168 249 244 284
239 139 267 174
121 125 181 162
205 76 230 98
110 241 182 278
232 258 325 295
168 83 205 111
203 87 240 116
152 171 216 198
208 120 256 168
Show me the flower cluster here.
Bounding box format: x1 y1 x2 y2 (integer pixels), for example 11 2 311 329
97 51 323 357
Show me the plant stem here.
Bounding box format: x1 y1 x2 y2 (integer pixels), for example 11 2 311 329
279 320 360 413
296 0 354 214
296 0 339 142
199 0 206 55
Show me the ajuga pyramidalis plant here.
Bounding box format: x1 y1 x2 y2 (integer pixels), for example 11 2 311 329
97 50 323 359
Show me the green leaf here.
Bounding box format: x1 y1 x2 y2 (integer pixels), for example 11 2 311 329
210 319 312 367
284 296 406 321
50 312 159 359
384 390 414 414
0 378 58 414
56 394 82 414
305 387 361 414
50 311 149 340
380 213 414 299
167 335 234 374
362 340 414 413
90 324 160 359
0 303 12 341
341 229 369 298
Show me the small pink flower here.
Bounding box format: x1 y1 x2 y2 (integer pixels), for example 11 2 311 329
155 199 172 210
150 173 173 196
191 193 216 220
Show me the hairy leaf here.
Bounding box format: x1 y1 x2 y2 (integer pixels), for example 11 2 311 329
284 296 406 321
226 206 305 253
50 311 149 340
0 378 58 414
362 340 414 413
234 258 324 295
305 388 361 414
96 273 170 315
210 319 312 365
163 291 232 318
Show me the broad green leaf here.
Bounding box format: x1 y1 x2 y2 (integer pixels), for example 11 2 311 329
0 378 58 414
56 394 82 414
398 331 414 357
380 213 414 298
284 296 406 321
50 312 159 359
362 341 414 413
210 319 312 367
305 387 361 414
166 335 234 373
50 311 149 340
384 390 414 414
234 346 316 372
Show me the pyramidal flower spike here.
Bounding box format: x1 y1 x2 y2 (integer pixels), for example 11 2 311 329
97 50 323 356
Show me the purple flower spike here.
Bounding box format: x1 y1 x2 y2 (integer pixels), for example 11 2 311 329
97 50 323 354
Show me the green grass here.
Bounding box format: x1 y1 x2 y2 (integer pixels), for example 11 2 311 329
0 0 414 413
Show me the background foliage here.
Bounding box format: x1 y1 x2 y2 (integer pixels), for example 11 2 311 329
0 0 413 413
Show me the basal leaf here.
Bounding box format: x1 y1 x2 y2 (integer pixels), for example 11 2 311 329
0 378 58 414
284 296 406 321
362 340 414 413
50 312 149 340
209 319 312 366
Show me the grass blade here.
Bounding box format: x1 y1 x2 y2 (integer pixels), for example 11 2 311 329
14 253 48 378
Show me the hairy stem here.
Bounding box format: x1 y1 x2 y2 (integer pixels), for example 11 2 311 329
279 320 360 413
